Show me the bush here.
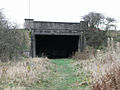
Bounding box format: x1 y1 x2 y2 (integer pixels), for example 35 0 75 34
72 46 97 60
0 9 29 61
0 29 29 61
85 30 108 49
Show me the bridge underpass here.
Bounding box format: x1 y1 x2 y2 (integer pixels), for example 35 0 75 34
24 19 88 58
35 35 79 58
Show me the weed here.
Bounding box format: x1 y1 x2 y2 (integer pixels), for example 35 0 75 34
89 42 120 90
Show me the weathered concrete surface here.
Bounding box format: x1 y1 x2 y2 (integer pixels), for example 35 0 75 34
25 19 88 35
24 19 88 58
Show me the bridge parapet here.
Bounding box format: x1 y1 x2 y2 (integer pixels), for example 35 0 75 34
24 19 88 35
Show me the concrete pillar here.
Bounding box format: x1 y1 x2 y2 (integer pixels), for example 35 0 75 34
31 30 36 57
81 32 83 52
83 31 86 50
78 21 88 52
33 35 36 57
78 35 81 52
78 32 84 52
24 19 34 30
25 19 35 57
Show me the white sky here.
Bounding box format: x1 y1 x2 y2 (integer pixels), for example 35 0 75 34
0 0 120 29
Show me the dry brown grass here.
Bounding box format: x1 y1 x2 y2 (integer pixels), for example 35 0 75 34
89 42 120 90
72 47 97 60
0 57 54 88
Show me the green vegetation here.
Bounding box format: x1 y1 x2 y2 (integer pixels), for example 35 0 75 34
0 9 120 90
48 59 90 90
86 30 108 49
0 58 91 90
0 9 30 62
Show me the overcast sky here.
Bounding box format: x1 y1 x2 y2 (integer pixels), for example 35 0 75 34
0 0 120 29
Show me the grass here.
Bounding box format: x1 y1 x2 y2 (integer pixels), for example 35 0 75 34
51 59 76 90
0 58 91 90
0 58 54 89
88 42 120 90
2 49 119 90
49 59 90 90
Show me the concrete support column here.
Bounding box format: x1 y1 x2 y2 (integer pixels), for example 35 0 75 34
83 31 86 51
79 21 88 52
78 35 81 52
24 19 34 30
80 32 83 52
33 35 36 57
31 30 36 57
78 32 86 52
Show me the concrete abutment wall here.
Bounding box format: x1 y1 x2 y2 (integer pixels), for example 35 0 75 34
24 19 88 58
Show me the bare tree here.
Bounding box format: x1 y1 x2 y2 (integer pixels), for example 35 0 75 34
82 12 104 29
82 12 117 30
0 9 8 30
104 17 116 30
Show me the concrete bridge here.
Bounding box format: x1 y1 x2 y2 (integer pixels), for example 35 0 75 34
24 19 88 58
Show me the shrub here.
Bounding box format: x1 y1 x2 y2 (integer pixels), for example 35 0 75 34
0 29 29 61
0 9 29 61
85 30 108 49
72 46 97 60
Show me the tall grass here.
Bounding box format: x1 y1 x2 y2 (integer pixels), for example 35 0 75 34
0 57 54 89
72 46 97 60
89 42 120 90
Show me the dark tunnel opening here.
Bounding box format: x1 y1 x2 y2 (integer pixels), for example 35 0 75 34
35 35 79 58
